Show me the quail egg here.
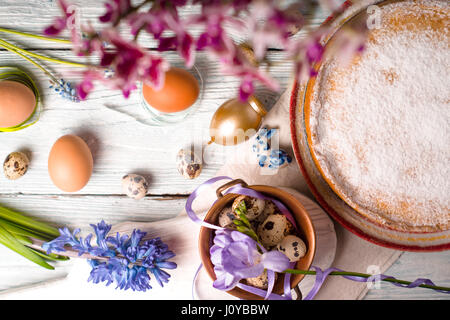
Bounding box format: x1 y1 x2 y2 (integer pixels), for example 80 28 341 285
276 235 307 262
245 269 277 290
232 195 265 221
257 213 294 248
3 151 29 180
254 200 278 225
218 206 236 228
122 174 148 200
176 148 202 179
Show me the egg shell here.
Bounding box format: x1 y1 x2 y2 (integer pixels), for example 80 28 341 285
276 235 307 262
0 80 36 128
257 213 294 248
48 135 93 192
232 195 266 221
122 174 149 200
3 152 29 180
142 67 199 113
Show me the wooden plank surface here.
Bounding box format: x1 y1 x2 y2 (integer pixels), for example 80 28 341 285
0 0 448 300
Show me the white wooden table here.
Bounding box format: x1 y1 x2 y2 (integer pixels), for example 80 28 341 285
0 0 448 300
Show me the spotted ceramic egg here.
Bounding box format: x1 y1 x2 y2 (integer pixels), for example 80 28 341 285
257 213 294 248
277 235 307 262
218 206 236 228
122 174 148 200
3 152 29 180
232 195 266 221
176 148 202 179
245 269 277 290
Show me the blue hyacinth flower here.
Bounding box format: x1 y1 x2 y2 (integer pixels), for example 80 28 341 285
43 221 177 292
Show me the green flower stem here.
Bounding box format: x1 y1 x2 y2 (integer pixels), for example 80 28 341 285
0 40 58 82
284 269 450 293
0 27 71 44
0 38 90 68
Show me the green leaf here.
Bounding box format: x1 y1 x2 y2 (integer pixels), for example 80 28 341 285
14 234 32 245
233 219 245 226
29 248 69 262
0 206 59 238
0 223 54 270
236 226 249 234
0 217 54 241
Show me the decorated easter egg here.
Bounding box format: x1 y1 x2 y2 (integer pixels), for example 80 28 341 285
3 151 30 180
142 67 199 113
122 174 148 200
276 235 307 262
48 135 93 192
0 80 36 128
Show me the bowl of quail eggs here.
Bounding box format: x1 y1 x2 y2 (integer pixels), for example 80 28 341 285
199 179 316 300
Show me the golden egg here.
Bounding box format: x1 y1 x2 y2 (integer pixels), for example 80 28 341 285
0 80 36 128
142 67 199 113
48 135 93 192
209 96 267 146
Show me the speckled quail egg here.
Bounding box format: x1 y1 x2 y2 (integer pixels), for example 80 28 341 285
254 200 278 225
3 152 29 180
122 174 148 200
257 213 294 248
277 235 307 262
245 269 277 290
176 148 202 179
232 195 266 221
218 206 236 228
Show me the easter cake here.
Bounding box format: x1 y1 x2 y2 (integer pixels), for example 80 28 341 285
305 0 450 232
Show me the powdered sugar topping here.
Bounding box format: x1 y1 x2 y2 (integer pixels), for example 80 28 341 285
309 0 450 230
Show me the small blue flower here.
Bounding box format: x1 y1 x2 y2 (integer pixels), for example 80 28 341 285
44 220 177 292
49 79 80 102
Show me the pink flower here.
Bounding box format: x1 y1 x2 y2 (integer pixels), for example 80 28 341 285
43 0 72 36
44 0 367 101
99 0 131 24
129 11 167 39
248 1 304 59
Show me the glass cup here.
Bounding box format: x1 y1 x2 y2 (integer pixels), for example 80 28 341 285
140 63 204 126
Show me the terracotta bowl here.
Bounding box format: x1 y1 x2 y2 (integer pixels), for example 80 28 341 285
198 179 316 300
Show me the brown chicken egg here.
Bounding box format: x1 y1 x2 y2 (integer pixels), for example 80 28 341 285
48 135 93 192
0 80 36 128
142 67 199 113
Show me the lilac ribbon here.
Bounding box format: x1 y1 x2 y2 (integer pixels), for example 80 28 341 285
303 266 450 300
